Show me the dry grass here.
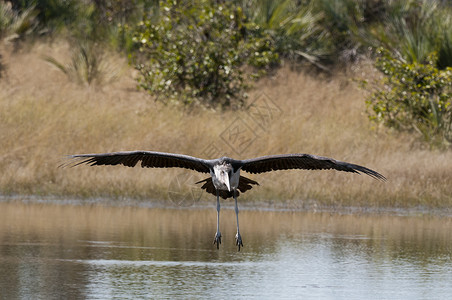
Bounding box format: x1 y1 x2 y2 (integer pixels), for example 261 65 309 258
1 41 451 209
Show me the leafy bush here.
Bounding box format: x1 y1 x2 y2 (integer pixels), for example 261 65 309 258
72 1 154 52
9 0 151 52
241 0 330 68
354 0 452 68
365 48 452 148
130 0 278 109
11 0 79 32
95 0 155 53
314 0 368 63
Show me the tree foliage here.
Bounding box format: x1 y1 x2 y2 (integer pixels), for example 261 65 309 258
131 0 278 109
365 48 452 148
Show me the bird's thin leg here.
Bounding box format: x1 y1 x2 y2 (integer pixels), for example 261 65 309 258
234 190 243 251
213 190 222 249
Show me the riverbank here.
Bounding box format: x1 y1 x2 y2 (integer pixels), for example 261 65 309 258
1 42 451 209
1 194 451 218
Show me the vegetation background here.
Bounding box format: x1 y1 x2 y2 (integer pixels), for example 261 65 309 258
0 0 451 211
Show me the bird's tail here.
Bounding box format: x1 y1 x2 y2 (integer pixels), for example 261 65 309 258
195 176 259 199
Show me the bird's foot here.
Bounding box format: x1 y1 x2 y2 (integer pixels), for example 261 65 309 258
213 231 222 249
235 232 243 251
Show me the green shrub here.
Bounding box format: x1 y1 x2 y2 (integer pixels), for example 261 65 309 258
365 48 452 148
242 0 330 68
355 0 452 69
314 0 365 62
130 0 278 109
11 0 79 32
76 1 155 53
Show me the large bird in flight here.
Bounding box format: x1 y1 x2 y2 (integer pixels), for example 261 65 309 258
63 151 386 251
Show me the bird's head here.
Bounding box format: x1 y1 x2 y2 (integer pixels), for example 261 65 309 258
214 163 233 191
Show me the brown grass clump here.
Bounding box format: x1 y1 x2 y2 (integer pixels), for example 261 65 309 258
0 41 451 209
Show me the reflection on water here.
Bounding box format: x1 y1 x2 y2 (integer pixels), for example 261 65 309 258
0 202 451 299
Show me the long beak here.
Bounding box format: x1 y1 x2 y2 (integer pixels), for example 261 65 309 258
225 173 231 192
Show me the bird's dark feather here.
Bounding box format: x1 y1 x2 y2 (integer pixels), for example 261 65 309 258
61 151 211 173
61 151 386 182
239 154 386 181
195 176 259 199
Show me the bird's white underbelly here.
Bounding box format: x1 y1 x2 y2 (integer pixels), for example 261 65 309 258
229 169 240 190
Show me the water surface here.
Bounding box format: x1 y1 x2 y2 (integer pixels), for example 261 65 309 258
0 202 451 299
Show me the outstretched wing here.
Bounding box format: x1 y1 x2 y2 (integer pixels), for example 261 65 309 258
61 151 211 173
240 154 386 181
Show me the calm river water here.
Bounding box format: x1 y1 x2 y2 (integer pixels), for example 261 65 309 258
0 201 451 299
